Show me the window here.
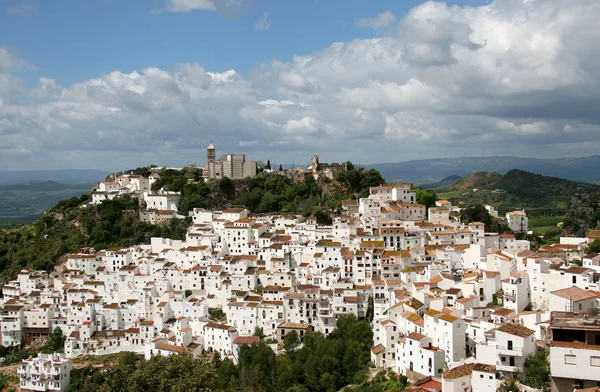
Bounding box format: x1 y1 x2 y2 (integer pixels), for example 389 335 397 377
591 356 600 367
565 354 576 365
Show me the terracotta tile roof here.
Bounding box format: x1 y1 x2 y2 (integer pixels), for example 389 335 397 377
551 286 598 301
155 342 184 353
204 322 233 330
565 266 590 275
439 314 459 323
497 323 534 338
371 343 385 355
493 308 514 317
407 332 426 341
424 309 441 317
233 336 260 345
456 296 477 304
551 340 600 352
473 363 496 373
443 363 476 379
278 322 313 329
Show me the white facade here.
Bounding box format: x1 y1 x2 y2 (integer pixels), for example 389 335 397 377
17 353 72 392
506 210 528 233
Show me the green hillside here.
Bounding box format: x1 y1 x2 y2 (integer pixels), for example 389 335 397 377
438 169 600 216
418 175 462 190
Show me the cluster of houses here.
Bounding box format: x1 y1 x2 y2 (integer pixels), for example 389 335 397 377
4 180 600 392
91 171 183 225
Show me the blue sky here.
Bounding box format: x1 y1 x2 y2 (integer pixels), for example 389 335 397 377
1 0 478 86
0 0 598 171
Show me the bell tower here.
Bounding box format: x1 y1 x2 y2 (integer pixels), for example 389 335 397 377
207 143 216 164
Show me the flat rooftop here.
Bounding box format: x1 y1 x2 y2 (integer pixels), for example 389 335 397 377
551 311 600 330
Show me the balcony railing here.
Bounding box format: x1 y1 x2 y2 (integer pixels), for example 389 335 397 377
496 345 523 355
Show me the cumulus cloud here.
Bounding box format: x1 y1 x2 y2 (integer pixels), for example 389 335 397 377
355 11 396 30
161 0 249 16
1 0 600 170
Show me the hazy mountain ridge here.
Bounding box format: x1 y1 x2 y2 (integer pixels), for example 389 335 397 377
0 181 92 224
364 155 600 183
0 169 110 185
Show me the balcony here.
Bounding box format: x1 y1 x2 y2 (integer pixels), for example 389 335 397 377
496 363 520 373
496 345 523 356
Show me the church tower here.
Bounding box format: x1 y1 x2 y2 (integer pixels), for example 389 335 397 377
207 144 216 164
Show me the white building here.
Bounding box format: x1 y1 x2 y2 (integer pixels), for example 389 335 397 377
549 312 600 392
506 210 528 233
17 353 72 392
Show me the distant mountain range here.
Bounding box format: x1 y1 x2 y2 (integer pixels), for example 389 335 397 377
0 169 109 185
363 155 600 184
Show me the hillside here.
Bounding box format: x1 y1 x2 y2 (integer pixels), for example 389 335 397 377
438 169 600 217
0 166 382 279
0 181 93 226
364 155 600 183
418 175 462 190
447 172 504 191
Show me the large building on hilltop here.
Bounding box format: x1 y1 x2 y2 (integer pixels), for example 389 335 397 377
205 144 257 180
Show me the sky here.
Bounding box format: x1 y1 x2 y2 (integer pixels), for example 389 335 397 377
1 0 599 171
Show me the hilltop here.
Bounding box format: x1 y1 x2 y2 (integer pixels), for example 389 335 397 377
438 169 600 215
365 155 600 184
0 165 383 279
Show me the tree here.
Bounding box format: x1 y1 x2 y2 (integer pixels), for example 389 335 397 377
524 352 550 391
184 289 193 298
283 331 300 355
365 295 374 322
286 385 310 392
266 160 272 170
253 327 265 339
498 380 520 392
43 327 65 353
219 177 236 200
460 204 512 233
589 238 600 253
415 188 438 210
279 164 283 171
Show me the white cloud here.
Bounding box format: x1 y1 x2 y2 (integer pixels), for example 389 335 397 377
2 0 600 170
161 0 248 16
254 12 271 31
355 11 396 29
5 3 36 16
